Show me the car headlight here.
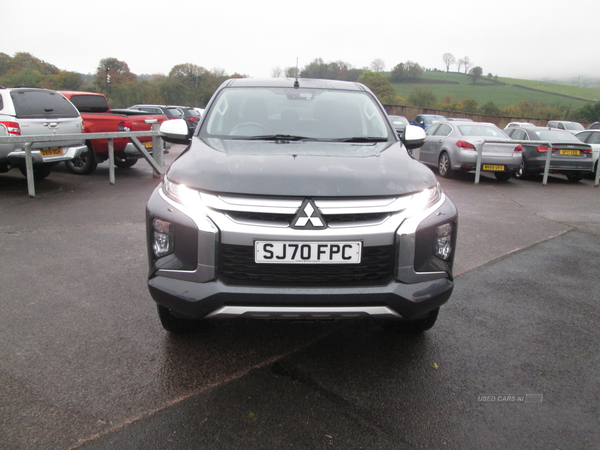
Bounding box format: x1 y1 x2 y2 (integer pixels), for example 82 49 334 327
162 177 205 210
406 184 442 217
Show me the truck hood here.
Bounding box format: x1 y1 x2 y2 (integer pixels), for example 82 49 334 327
168 137 438 197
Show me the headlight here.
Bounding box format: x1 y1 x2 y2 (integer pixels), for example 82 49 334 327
405 184 442 217
163 177 204 210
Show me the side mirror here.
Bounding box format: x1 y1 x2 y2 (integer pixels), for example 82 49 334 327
160 119 191 145
402 124 426 150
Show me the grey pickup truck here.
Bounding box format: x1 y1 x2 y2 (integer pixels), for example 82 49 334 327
146 78 458 334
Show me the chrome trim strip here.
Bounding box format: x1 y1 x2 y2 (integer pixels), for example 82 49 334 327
205 305 403 319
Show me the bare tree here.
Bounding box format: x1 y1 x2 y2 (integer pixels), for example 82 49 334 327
463 56 472 74
284 66 298 78
457 58 464 73
271 66 283 78
370 58 386 72
442 53 455 72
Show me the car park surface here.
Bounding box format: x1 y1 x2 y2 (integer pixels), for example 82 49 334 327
2 145 600 449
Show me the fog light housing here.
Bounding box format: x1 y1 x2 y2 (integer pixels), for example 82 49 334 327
434 223 453 260
153 218 174 258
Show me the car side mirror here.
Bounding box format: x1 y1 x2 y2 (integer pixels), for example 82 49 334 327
402 124 426 150
160 119 191 145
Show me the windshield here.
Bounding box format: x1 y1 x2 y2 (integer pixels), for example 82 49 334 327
389 115 408 126
202 87 390 141
533 130 581 142
564 122 584 131
458 125 508 138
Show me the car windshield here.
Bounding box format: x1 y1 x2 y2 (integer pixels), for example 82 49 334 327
458 125 508 138
532 130 581 142
202 87 390 141
389 115 408 126
165 108 184 119
564 122 584 131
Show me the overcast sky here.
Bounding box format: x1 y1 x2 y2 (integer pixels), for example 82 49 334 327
4 0 599 82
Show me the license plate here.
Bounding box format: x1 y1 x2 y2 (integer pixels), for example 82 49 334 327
255 241 362 264
482 164 505 171
144 142 153 149
559 149 580 155
40 148 63 156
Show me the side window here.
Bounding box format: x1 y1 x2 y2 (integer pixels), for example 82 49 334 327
425 124 439 136
576 132 589 142
558 123 565 130
514 130 525 140
435 123 452 136
416 116 423 124
589 133 600 144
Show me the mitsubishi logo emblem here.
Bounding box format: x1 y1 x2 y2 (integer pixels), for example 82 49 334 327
292 199 326 229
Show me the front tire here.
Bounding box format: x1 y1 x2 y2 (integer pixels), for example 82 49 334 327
114 156 138 169
515 157 529 179
157 305 200 333
65 145 98 175
19 164 52 180
438 152 454 178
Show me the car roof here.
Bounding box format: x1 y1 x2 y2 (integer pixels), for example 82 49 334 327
221 78 366 91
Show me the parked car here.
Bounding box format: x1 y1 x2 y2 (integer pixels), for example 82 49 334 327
417 120 522 181
587 122 600 130
574 129 600 174
128 104 185 121
169 106 202 135
388 114 409 139
504 122 536 130
194 107 205 116
146 78 458 334
547 120 585 134
447 118 473 122
59 91 168 174
0 87 86 179
505 126 593 181
410 114 447 129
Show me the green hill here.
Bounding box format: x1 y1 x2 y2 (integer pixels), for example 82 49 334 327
389 71 600 110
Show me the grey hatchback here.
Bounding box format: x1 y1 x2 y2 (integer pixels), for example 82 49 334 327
505 126 594 181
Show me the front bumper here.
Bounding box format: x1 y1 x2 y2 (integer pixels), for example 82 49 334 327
146 185 458 321
7 145 86 165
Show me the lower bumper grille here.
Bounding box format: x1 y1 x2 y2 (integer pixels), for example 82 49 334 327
219 244 394 287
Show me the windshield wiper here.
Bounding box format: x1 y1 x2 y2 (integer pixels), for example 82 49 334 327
330 137 388 143
234 134 317 141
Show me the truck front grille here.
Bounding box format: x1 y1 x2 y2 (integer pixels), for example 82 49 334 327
219 244 394 287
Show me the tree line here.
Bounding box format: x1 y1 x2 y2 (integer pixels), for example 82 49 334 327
1 52 598 122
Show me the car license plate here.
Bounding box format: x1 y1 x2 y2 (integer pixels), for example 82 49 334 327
255 241 361 264
40 148 63 156
559 149 580 155
482 164 505 171
144 142 153 149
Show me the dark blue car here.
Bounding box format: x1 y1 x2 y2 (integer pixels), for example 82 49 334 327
410 114 447 129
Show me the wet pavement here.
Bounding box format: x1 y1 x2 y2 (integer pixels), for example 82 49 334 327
1 152 599 449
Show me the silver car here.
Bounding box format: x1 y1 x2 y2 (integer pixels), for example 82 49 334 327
0 87 86 179
418 121 523 181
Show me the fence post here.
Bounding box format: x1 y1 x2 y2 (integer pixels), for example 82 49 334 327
24 142 36 198
152 123 163 179
594 159 599 188
542 143 552 186
108 138 115 185
474 141 484 184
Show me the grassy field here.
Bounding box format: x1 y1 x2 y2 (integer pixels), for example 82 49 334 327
389 71 600 110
